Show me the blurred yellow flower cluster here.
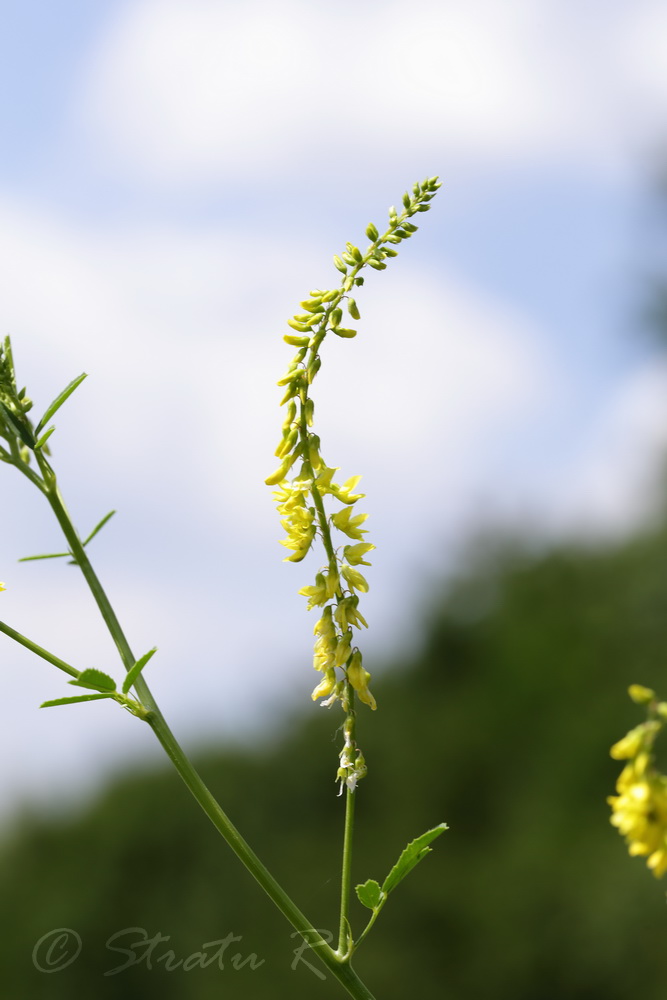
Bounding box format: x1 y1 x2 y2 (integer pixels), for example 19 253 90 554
608 687 667 877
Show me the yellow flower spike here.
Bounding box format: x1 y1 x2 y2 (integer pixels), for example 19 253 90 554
0 582 6 592
341 564 369 594
347 650 377 710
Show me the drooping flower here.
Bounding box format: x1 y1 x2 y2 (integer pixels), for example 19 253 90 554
311 669 337 702
343 543 375 566
347 650 376 710
331 506 368 540
278 504 316 563
341 563 369 594
298 573 329 610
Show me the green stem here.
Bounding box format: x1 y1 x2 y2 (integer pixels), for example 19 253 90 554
24 459 376 1000
353 900 385 953
338 781 356 956
0 620 79 678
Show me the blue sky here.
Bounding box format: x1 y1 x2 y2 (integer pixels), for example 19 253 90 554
2 0 667 818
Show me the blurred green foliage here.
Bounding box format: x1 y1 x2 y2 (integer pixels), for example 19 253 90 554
2 518 667 999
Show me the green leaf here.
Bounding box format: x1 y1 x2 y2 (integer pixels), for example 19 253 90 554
381 823 448 896
35 372 87 436
82 510 117 546
355 879 383 910
18 551 71 562
0 402 35 448
68 668 117 692
40 693 115 708
122 647 157 694
35 425 56 450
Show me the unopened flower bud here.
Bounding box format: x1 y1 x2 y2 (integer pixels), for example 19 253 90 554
628 685 655 705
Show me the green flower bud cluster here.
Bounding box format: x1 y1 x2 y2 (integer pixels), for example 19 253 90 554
266 179 440 789
0 336 38 465
608 685 667 877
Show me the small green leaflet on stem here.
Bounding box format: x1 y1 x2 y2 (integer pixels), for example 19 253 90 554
122 647 158 695
19 510 117 562
355 879 383 910
41 693 116 708
82 510 116 546
35 373 87 437
69 668 117 692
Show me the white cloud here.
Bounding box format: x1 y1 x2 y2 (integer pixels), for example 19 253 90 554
537 362 667 537
72 0 667 187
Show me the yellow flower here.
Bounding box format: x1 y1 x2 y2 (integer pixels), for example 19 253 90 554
313 605 335 639
313 632 336 673
334 595 368 631
311 669 337 702
343 543 375 566
279 505 316 562
298 573 329 610
331 507 368 540
610 723 657 761
347 650 377 710
628 684 655 705
341 563 369 593
334 630 353 668
330 475 365 505
608 767 667 876
325 566 339 600
265 450 300 486
0 582 5 592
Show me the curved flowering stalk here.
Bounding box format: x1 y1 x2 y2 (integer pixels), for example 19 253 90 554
608 684 667 877
266 177 440 795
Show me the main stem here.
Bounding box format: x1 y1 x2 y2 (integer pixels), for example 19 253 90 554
34 466 376 1000
339 782 356 955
